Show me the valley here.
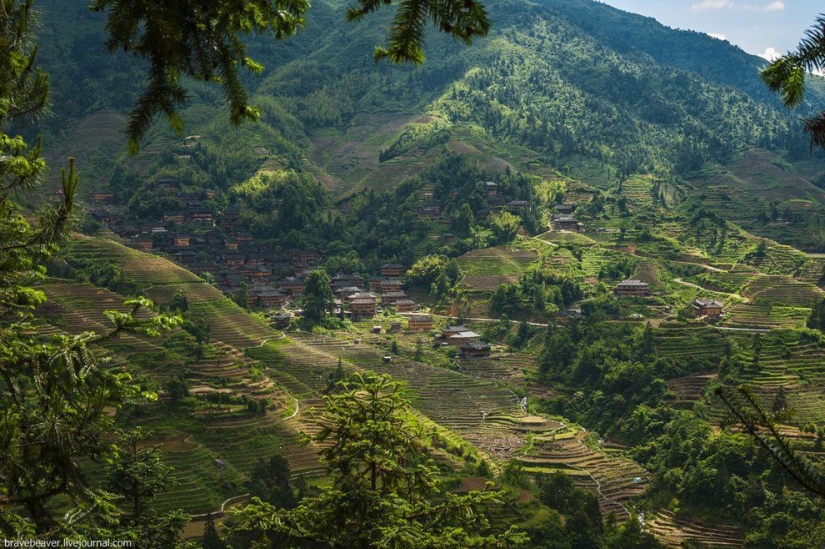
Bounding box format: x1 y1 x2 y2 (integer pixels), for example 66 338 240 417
5 0 825 546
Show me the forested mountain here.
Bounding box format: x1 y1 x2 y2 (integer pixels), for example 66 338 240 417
34 0 821 187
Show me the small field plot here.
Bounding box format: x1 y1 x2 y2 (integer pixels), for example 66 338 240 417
743 275 825 308
457 247 540 276
458 247 539 291
67 235 201 286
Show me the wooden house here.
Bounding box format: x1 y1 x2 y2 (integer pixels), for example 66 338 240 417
173 234 191 248
331 273 365 290
132 238 153 252
278 278 305 295
381 291 408 305
461 342 491 359
615 279 651 297
442 325 470 339
350 297 377 318
270 312 291 329
691 298 724 319
190 208 213 222
225 254 245 268
507 200 531 212
91 191 114 203
163 213 185 224
258 288 288 307
381 263 407 277
552 215 581 232
380 279 404 294
394 299 416 313
407 314 433 332
448 331 481 346
220 208 240 230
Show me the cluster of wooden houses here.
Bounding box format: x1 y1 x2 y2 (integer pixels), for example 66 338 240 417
330 264 419 319
614 279 724 320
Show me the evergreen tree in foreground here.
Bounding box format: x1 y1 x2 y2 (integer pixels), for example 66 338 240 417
225 372 528 548
0 0 179 537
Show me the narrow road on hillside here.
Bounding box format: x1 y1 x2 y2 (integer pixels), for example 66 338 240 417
669 260 727 273
715 326 772 333
431 313 551 328
672 278 746 302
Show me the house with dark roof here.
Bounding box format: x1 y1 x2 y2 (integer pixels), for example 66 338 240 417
381 263 407 277
447 331 481 346
552 215 581 232
350 297 377 318
461 342 491 359
691 298 724 319
407 314 433 332
615 279 650 297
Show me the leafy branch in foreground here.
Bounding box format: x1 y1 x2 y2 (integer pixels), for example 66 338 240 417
226 372 527 548
90 0 490 151
715 385 825 497
761 14 825 150
346 0 490 63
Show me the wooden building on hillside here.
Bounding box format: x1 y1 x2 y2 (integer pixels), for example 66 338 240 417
350 297 377 318
461 342 491 359
447 331 481 346
407 314 433 332
381 263 407 277
552 215 581 232
691 298 724 319
615 279 650 297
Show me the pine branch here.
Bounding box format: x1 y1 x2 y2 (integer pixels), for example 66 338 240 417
715 385 825 497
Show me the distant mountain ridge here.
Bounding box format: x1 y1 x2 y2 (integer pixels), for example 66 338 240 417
33 0 821 192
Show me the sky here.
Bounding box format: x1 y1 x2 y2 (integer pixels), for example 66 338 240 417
598 1 823 60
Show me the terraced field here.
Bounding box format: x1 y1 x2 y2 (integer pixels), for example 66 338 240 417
66 235 201 285
517 429 649 521
647 509 744 548
744 275 825 307
619 175 655 208
457 247 539 277
723 303 808 329
37 281 166 353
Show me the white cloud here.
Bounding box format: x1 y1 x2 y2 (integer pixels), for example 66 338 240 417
691 0 733 9
708 33 728 41
759 47 780 60
690 0 784 10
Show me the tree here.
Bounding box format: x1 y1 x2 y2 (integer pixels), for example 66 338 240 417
1 5 183 534
105 428 190 548
489 211 521 244
91 0 490 151
226 372 528 547
300 269 335 327
202 513 225 549
715 385 825 497
246 455 297 510
761 15 825 150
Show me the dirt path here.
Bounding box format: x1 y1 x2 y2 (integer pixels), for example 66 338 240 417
672 278 746 302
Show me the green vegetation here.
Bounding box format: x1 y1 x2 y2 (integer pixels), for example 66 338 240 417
226 373 528 547
9 0 825 547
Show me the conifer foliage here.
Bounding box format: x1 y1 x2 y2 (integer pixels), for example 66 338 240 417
227 372 527 548
762 14 825 150
1 0 180 536
90 0 489 151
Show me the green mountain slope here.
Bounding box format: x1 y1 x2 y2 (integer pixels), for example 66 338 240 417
34 0 815 178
